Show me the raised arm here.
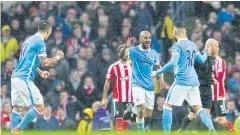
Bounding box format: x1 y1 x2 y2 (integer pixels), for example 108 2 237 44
195 50 208 64
38 51 64 67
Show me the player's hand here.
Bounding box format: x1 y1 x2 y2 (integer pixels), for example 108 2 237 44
159 79 165 89
125 37 132 48
213 78 218 84
55 50 64 59
40 71 49 79
102 98 108 108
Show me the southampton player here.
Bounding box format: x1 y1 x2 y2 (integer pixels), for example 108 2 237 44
101 38 133 131
211 39 236 132
179 39 236 132
121 31 164 131
10 21 64 134
152 22 216 133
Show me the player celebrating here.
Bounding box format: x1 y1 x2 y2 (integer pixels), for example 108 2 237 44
10 21 64 134
179 39 236 132
101 38 133 131
121 31 164 131
152 21 216 133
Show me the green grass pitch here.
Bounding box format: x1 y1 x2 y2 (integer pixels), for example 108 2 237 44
1 130 239 135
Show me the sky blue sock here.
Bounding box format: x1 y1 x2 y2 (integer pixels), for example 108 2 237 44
136 118 145 132
10 110 21 130
162 108 172 133
17 108 39 130
198 109 215 131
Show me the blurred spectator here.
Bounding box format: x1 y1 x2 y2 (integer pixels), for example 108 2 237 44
1 3 8 26
74 47 87 61
80 12 92 40
95 26 111 57
59 91 69 114
76 59 88 78
48 1 58 17
56 17 71 36
38 1 48 20
8 4 26 29
60 1 82 18
67 27 87 52
1 84 11 108
226 100 239 123
217 3 235 27
10 18 24 42
51 47 70 82
92 101 111 131
77 76 100 108
92 48 112 90
221 22 236 56
67 69 82 96
1 103 12 130
35 104 59 130
212 29 222 45
227 69 240 99
1 25 19 63
45 80 63 110
25 15 41 35
1 59 14 83
65 46 77 69
56 106 76 130
77 108 93 133
65 8 77 27
66 95 85 121
134 2 154 37
46 28 67 56
40 67 57 96
47 15 56 29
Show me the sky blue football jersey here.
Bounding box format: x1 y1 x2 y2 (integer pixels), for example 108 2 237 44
12 34 46 82
129 45 159 91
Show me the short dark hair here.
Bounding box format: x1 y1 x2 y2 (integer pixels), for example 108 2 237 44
117 44 125 55
174 21 186 29
38 20 52 32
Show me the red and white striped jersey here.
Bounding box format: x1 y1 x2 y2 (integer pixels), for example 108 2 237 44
212 56 226 101
106 61 133 102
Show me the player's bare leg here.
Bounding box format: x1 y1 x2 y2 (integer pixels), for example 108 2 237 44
12 103 45 133
11 106 24 131
192 105 216 133
215 116 236 132
144 108 153 130
162 103 173 133
135 104 145 131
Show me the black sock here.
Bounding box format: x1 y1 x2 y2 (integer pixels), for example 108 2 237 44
180 116 192 130
145 118 151 127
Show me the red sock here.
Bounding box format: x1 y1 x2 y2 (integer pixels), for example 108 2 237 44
123 120 130 131
225 120 236 132
115 117 124 132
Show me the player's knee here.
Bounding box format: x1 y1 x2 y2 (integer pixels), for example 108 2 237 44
192 105 202 112
188 112 197 120
34 104 45 112
13 106 24 112
136 105 145 118
216 117 227 125
163 103 172 109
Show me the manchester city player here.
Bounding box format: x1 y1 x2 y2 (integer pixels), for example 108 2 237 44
10 20 64 134
152 21 216 133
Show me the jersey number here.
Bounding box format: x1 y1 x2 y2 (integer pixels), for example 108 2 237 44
20 42 28 57
186 50 195 67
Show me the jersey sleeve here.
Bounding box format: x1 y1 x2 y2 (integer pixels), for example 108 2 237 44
172 45 182 56
37 42 47 56
106 65 115 81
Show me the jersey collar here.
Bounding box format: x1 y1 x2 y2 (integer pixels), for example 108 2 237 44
35 33 44 41
139 45 150 52
177 38 188 41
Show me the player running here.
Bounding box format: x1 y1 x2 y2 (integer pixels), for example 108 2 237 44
121 31 164 131
152 21 216 133
10 20 64 134
179 39 236 132
101 38 133 131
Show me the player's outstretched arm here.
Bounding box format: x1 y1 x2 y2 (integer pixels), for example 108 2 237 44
102 80 111 108
154 54 180 76
119 38 131 59
38 50 64 67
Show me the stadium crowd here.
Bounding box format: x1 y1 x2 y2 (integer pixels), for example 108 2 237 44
1 1 240 132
